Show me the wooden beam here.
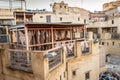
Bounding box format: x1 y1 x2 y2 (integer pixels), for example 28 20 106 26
29 42 52 47
51 26 54 48
9 49 30 53
28 28 51 30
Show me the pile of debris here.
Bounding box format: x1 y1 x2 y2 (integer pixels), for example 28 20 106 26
99 71 120 80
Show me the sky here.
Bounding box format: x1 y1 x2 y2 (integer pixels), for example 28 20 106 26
26 0 115 12
0 0 115 12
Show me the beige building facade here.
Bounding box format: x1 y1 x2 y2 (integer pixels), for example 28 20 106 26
52 1 90 23
33 12 84 23
0 1 106 80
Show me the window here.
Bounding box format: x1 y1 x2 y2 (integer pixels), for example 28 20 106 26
72 71 76 76
102 42 104 45
46 15 51 23
112 20 114 24
113 42 114 46
85 72 90 80
40 16 43 18
113 13 114 16
64 6 66 8
84 19 86 23
60 17 62 21
64 72 66 78
78 17 80 21
107 42 109 46
60 75 62 80
60 5 62 8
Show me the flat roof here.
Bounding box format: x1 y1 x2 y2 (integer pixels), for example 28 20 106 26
87 26 117 28
25 22 85 25
9 22 86 29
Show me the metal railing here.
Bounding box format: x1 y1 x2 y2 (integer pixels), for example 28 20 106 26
54 41 75 58
9 50 32 72
0 34 9 43
47 48 62 70
81 41 91 54
111 33 120 39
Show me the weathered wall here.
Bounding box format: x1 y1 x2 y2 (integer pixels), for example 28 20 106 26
0 9 23 19
33 13 84 23
103 1 120 11
99 45 106 73
0 44 34 80
101 39 120 56
67 42 100 80
0 41 101 80
52 1 90 22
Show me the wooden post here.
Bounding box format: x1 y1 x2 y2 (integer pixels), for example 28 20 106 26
15 12 17 25
24 12 26 23
84 25 86 39
70 26 73 40
51 26 54 48
16 28 18 49
25 25 30 63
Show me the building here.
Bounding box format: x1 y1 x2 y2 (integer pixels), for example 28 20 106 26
14 11 34 24
33 1 90 24
52 1 90 23
0 1 90 26
0 23 103 80
87 2 120 57
0 0 26 26
0 1 106 80
103 0 120 11
33 12 84 23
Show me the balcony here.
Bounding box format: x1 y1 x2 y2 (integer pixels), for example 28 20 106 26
8 23 85 72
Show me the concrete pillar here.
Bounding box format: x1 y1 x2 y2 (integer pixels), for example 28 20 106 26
31 51 47 80
76 41 82 57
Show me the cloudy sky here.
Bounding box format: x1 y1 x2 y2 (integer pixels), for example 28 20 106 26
0 0 115 12
26 0 114 12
